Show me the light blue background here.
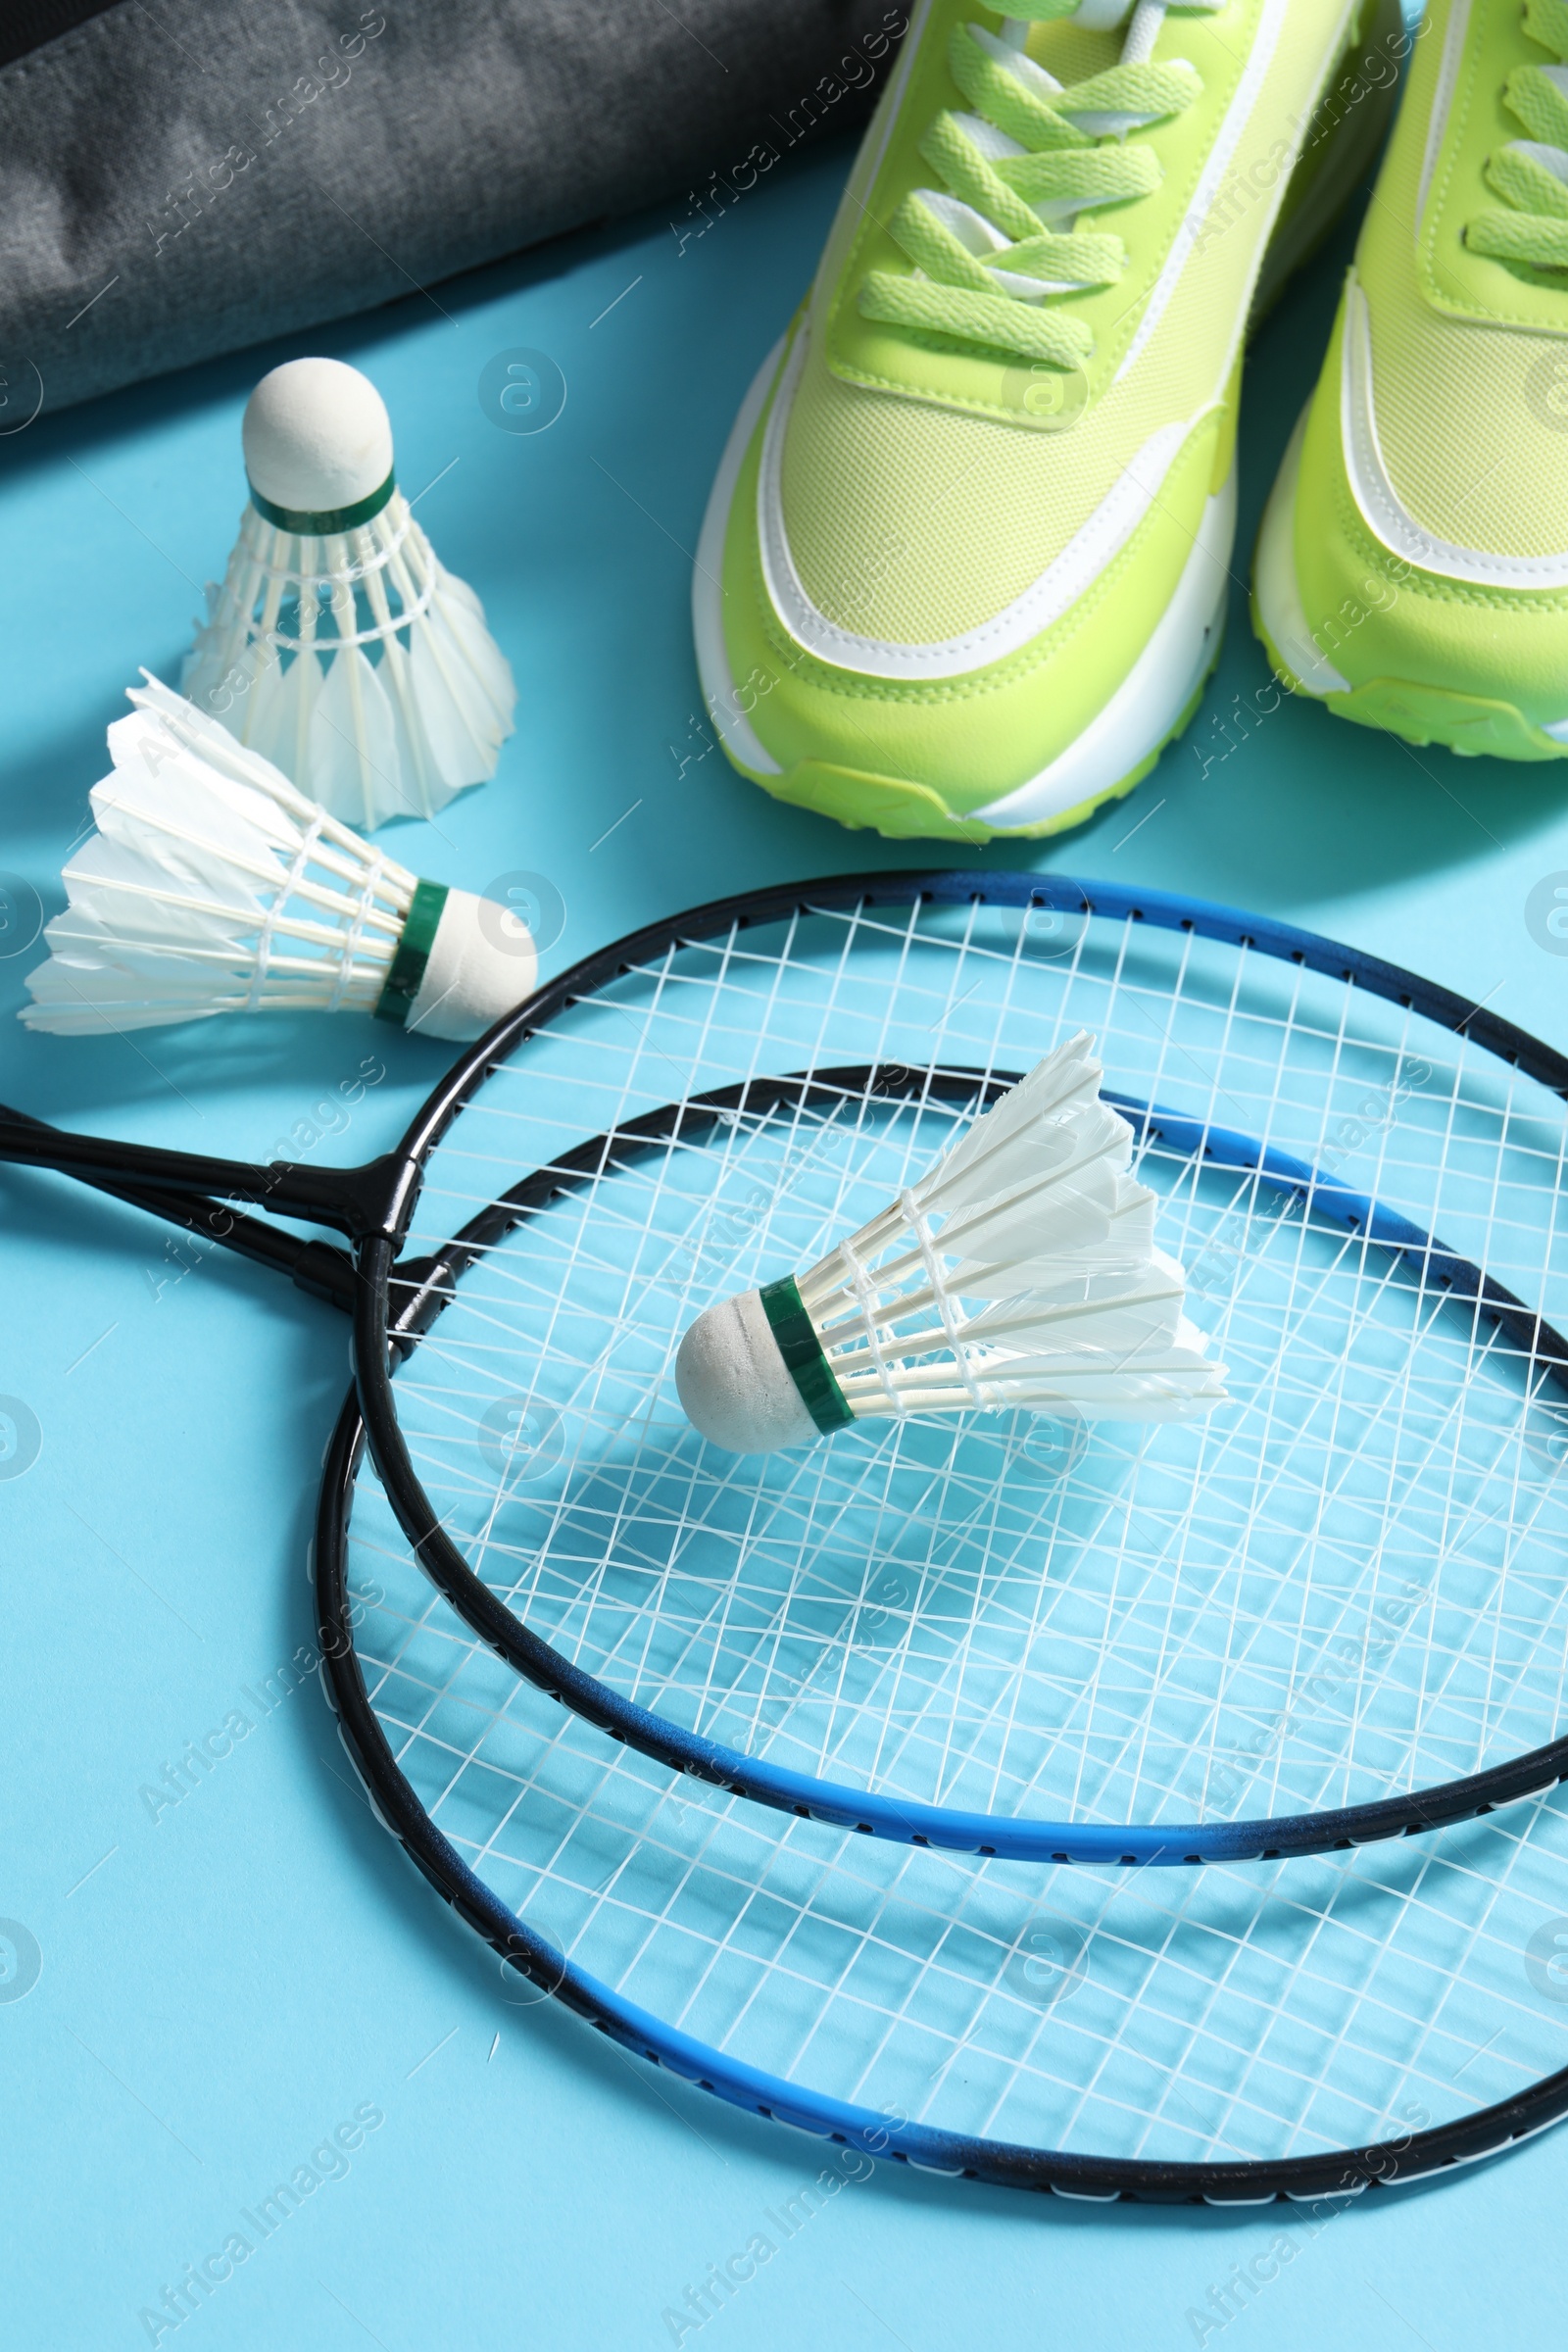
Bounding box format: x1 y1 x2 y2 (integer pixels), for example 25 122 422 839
3 42 1567 2352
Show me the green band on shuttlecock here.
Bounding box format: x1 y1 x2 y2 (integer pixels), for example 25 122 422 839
759 1275 856 1437
247 468 397 536
375 879 449 1027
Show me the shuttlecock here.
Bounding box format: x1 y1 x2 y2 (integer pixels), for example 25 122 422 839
675 1034 1227 1455
21 676 536 1041
180 356 515 830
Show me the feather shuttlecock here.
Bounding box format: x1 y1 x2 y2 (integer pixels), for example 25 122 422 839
675 1034 1227 1455
21 677 535 1041
180 357 515 829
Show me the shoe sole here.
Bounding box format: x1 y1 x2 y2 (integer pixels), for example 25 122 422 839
1251 410 1568 763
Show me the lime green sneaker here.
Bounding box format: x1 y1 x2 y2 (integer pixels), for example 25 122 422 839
1255 0 1568 762
696 0 1404 843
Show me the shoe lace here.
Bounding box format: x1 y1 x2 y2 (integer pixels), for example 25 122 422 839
1466 0 1568 272
859 0 1224 369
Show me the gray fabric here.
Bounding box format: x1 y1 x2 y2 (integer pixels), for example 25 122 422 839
0 0 907 421
0 0 121 72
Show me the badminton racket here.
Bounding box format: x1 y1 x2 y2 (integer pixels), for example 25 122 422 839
7 869 1568 1862
315 1379 1568 2203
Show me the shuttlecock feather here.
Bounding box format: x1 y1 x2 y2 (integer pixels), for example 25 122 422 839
180 357 515 830
21 676 536 1042
675 1033 1227 1454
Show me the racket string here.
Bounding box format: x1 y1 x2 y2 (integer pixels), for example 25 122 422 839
347 1495 1568 2163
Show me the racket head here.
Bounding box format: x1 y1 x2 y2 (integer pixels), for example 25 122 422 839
318 1387 1568 2203
351 871 1568 1860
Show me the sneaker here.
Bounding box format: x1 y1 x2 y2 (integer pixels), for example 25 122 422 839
1255 0 1568 762
695 0 1404 844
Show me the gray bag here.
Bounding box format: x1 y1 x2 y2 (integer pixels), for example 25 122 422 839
0 0 906 421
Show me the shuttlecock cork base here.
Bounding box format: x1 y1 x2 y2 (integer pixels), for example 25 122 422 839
242 354 396 528
674 1283 825 1454
22 678 536 1043
365 875 536 1042
182 357 515 830
676 1034 1227 1456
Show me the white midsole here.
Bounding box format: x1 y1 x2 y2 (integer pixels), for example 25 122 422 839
1252 407 1349 698
970 466 1235 830
693 332 788 777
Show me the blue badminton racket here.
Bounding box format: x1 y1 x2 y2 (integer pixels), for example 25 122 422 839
316 1383 1568 2203
7 870 1568 1862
